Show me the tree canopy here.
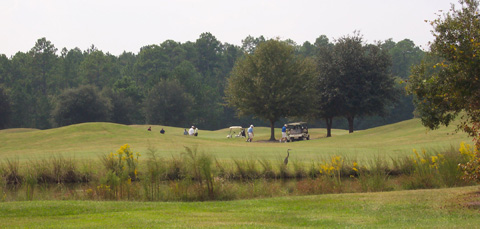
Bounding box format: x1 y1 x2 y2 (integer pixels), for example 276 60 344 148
225 39 316 140
144 80 193 127
0 86 10 129
52 85 111 126
316 33 399 133
408 0 480 137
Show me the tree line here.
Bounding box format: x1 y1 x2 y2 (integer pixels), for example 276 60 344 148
0 32 424 132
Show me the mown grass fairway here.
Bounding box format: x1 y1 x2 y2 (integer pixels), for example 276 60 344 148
1 186 479 228
0 119 471 163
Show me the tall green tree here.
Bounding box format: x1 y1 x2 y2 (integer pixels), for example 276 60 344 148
408 0 480 138
241 35 266 54
322 33 398 133
144 80 193 127
108 76 144 124
225 39 317 141
30 37 58 95
298 41 316 57
0 54 10 85
117 51 136 78
8 52 35 127
29 38 59 129
195 33 221 74
52 85 111 126
134 45 169 89
408 0 480 183
60 47 84 88
159 40 187 70
314 39 342 137
79 50 118 89
387 39 425 79
0 86 11 129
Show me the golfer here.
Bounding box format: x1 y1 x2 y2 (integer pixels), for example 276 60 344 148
281 124 287 143
247 125 254 142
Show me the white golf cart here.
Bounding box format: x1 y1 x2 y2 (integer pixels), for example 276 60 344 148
287 122 310 142
226 126 246 138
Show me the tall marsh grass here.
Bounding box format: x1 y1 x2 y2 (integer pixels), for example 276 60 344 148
0 143 474 202
356 156 392 192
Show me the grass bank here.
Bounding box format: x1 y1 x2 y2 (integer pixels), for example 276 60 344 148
0 186 479 228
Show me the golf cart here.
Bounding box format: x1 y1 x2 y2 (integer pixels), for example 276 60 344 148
227 126 245 138
287 122 309 142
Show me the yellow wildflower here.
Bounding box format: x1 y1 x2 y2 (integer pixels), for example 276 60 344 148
413 149 420 159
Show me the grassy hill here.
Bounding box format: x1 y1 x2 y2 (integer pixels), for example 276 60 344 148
0 118 471 162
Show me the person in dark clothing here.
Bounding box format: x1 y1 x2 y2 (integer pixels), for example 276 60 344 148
160 128 165 134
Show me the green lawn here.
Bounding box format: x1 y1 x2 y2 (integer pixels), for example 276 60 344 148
0 119 470 163
1 119 479 227
1 186 479 228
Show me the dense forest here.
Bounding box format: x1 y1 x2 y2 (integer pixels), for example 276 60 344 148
0 32 424 130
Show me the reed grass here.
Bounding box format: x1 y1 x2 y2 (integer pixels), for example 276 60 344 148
0 144 474 202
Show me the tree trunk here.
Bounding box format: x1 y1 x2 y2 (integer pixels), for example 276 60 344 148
325 117 333 137
269 119 276 141
347 115 354 133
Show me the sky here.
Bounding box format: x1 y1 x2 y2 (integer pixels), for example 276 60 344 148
0 0 459 57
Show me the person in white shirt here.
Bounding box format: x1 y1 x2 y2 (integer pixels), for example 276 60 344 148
247 125 254 142
188 126 195 136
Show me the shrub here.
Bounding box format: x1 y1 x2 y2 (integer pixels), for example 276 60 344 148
391 155 416 176
182 147 216 200
215 158 234 180
258 158 276 179
292 161 307 179
3 158 22 185
437 147 470 187
277 160 293 180
458 141 480 183
401 149 443 189
233 159 259 180
29 159 56 184
307 161 320 179
99 171 122 200
50 155 79 183
166 156 186 180
100 144 140 181
318 155 344 187
356 156 392 192
99 144 141 199
52 85 111 126
142 146 167 201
